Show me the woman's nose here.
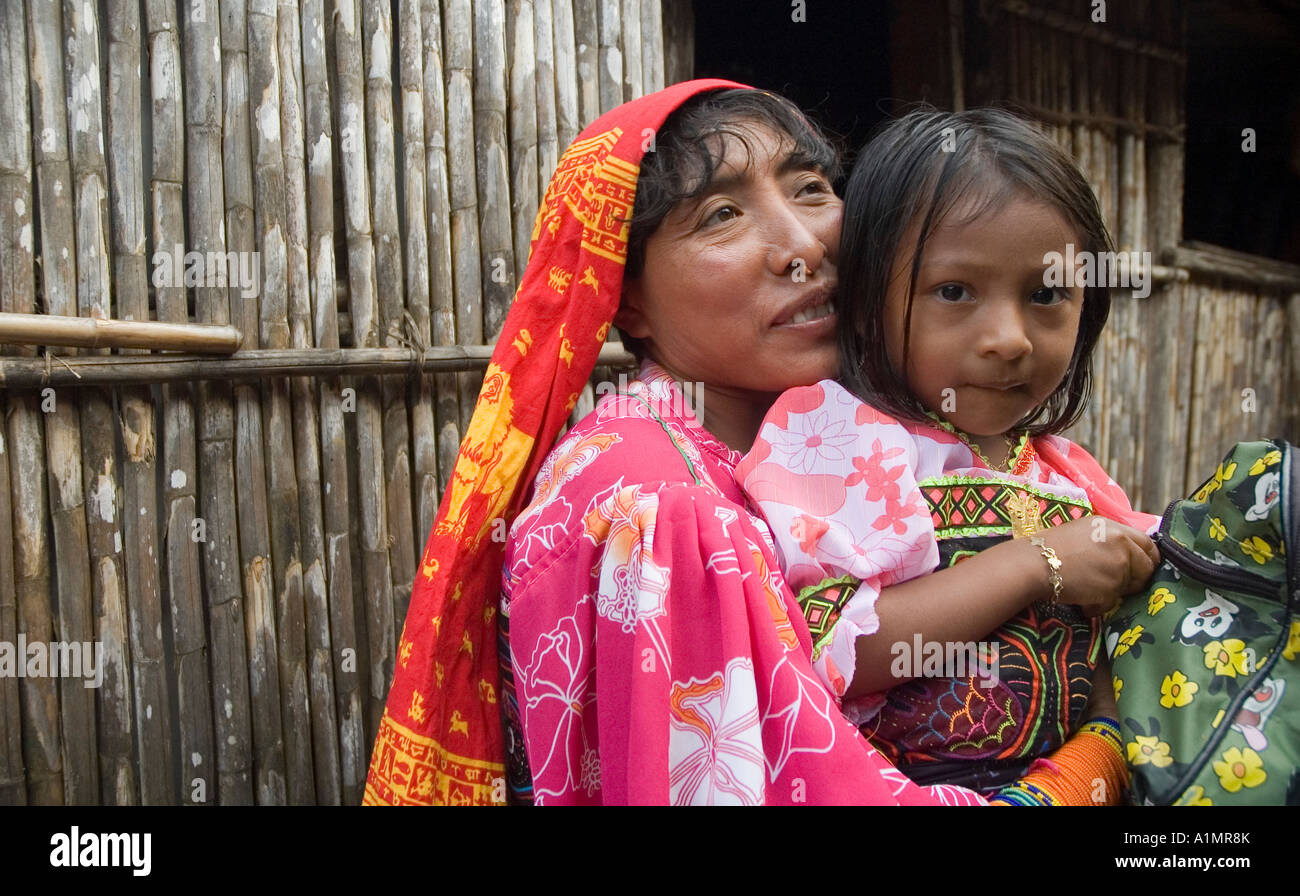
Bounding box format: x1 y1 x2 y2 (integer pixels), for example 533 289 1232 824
768 200 834 279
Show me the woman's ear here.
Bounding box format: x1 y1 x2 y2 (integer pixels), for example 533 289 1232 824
613 280 652 339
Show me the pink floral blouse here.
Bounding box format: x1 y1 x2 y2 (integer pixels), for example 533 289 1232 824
499 363 985 805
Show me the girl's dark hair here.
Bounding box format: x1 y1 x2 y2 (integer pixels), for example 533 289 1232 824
619 88 841 361
837 106 1113 436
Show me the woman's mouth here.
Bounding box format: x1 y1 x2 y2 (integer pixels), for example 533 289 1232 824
786 301 834 325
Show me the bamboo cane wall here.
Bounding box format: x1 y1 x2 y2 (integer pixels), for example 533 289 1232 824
0 0 665 806
955 0 1300 514
1 0 1296 807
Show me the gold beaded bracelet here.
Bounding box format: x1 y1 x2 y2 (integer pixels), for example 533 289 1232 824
1029 536 1063 603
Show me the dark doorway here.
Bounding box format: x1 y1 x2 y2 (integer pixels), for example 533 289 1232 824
692 0 894 171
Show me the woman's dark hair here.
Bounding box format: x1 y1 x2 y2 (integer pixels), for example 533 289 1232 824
837 107 1113 436
619 88 841 361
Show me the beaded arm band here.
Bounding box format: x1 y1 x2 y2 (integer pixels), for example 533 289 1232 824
988 718 1128 806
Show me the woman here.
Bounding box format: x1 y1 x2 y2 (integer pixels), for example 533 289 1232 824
364 80 984 805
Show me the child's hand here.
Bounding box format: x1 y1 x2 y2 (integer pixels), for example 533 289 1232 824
1034 518 1159 616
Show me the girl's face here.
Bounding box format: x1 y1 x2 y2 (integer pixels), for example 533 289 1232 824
885 193 1085 439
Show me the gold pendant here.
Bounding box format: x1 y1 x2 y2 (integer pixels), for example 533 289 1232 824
1006 488 1043 538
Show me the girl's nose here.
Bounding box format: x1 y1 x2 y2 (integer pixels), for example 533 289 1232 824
976 302 1034 360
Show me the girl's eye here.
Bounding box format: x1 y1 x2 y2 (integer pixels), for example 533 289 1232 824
937 284 970 302
1030 286 1068 305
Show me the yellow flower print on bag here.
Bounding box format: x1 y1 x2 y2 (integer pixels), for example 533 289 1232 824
1113 677 1123 701
1212 747 1266 793
1127 735 1174 768
1113 625 1146 659
1173 785 1213 806
1147 587 1176 616
1248 449 1281 476
1159 671 1198 708
1193 460 1237 502
1203 639 1251 678
1239 536 1273 565
1284 620 1300 662
1208 517 1227 541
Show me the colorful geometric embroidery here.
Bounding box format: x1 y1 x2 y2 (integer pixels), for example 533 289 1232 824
920 477 1090 539
796 575 861 658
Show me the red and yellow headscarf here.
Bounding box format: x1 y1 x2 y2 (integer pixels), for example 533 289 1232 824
364 79 751 805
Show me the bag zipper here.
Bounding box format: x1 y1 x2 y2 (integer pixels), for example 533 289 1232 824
1153 505 1281 602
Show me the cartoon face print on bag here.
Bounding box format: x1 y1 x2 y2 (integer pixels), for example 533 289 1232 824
1244 471 1281 522
1179 590 1241 641
1232 677 1286 752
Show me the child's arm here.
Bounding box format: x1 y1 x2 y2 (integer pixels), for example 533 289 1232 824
846 517 1157 697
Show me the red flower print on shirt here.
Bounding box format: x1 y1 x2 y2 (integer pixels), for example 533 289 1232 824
845 439 907 504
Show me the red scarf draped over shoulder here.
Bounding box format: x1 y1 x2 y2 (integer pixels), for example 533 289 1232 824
364 79 751 805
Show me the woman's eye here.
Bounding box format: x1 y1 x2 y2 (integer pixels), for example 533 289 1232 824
798 178 830 196
1030 286 1068 305
937 284 970 302
703 205 739 227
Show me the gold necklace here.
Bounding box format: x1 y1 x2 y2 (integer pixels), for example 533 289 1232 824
925 413 1026 473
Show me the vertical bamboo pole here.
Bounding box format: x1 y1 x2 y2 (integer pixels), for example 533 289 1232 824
660 0 693 88
475 0 516 340
362 0 418 635
277 0 342 804
420 0 463 506
1288 293 1300 446
0 0 35 806
222 0 289 805
28 0 86 805
248 0 314 805
1231 287 1255 443
508 0 539 277
1251 296 1285 439
335 0 394 744
640 0 664 93
106 0 162 805
147 0 214 806
597 0 623 115
534 0 560 193
553 0 580 148
63 0 126 805
0 404 20 803
399 0 439 590
186 0 256 807
303 0 363 803
573 0 601 126
444 0 483 434
621 0 642 99
1145 43 1189 502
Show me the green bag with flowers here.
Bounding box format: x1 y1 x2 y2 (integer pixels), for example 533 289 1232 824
1105 439 1299 805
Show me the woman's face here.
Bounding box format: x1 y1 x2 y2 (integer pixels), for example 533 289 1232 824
617 123 842 401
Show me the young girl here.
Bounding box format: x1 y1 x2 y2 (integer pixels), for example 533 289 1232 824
737 108 1162 802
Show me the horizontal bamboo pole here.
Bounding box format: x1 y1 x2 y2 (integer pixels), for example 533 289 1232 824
0 343 638 388
1164 244 1300 292
0 313 242 353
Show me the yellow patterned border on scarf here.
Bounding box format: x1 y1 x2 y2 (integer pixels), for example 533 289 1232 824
364 711 506 806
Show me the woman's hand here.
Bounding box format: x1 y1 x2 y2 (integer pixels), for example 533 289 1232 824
1032 517 1160 616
